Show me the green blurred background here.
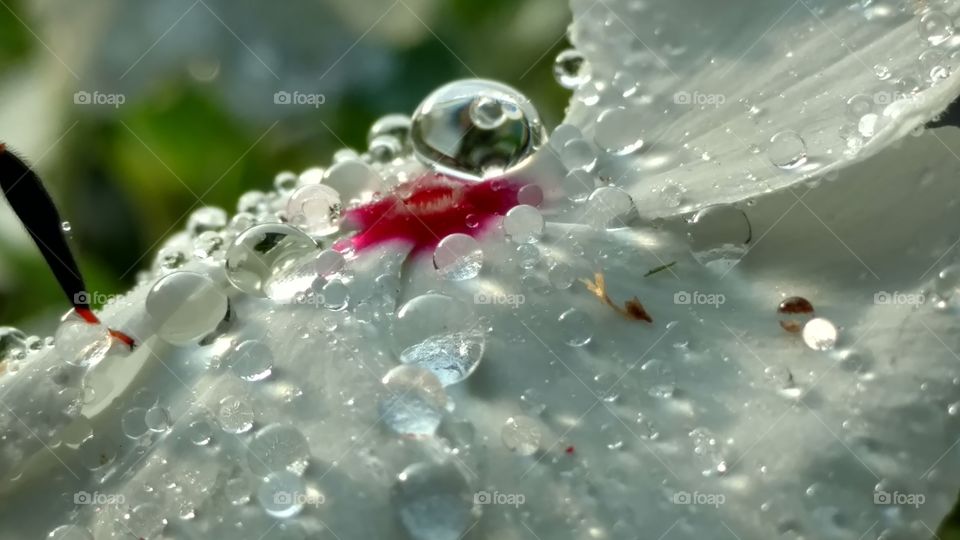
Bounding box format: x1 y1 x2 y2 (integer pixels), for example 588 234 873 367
0 0 571 334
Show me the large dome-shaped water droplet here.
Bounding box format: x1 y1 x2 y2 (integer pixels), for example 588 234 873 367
393 294 484 386
411 79 545 181
392 461 474 540
146 271 228 345
225 224 317 298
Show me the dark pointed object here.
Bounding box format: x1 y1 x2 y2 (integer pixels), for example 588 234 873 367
927 94 960 130
0 143 134 347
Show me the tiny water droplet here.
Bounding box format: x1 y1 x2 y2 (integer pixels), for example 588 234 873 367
767 131 807 169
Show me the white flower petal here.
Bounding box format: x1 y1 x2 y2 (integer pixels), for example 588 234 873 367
565 0 960 215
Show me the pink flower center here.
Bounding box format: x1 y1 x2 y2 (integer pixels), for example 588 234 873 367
338 172 527 254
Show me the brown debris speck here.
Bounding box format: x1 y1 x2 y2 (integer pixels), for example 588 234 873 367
581 272 653 323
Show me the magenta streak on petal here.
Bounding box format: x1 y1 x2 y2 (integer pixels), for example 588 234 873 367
336 172 526 254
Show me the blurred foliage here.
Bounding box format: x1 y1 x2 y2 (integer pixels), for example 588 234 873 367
0 0 572 331
0 0 30 66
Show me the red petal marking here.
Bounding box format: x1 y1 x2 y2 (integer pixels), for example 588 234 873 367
73 307 135 349
338 172 526 254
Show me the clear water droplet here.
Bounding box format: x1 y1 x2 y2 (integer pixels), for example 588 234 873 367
919 10 954 45
594 107 644 155
369 113 413 145
394 294 484 386
145 405 171 432
187 206 228 236
392 462 473 540
501 416 541 456
121 407 150 438
286 184 341 237
433 234 484 280
503 205 544 244
768 131 807 169
560 138 597 172
548 262 576 290
324 159 382 204
225 223 317 298
585 186 637 229
187 419 214 445
257 471 306 518
54 320 110 367
247 423 311 477
562 169 593 202
229 340 274 382
380 365 448 437
146 271 228 345
218 395 255 433
225 475 253 505
558 309 593 347
687 204 752 251
411 79 544 180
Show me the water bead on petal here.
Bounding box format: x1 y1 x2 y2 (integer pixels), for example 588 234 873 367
410 79 545 181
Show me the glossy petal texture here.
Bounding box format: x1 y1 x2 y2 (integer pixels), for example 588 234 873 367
566 0 960 215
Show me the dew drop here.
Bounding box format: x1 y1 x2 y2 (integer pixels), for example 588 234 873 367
324 159 382 204
802 318 838 351
285 184 341 237
558 309 593 347
229 340 274 382
247 423 311 477
54 320 110 367
47 524 93 540
380 365 448 437
146 271 228 345
392 462 473 540
594 107 645 155
503 205 544 244
553 49 590 89
433 234 484 281
585 186 637 229
547 262 576 290
767 131 808 169
225 223 317 298
777 297 815 333
687 204 752 251
369 113 413 144
560 138 597 172
393 294 484 386
219 395 255 434
919 10 954 46
187 206 228 236
319 279 350 311
225 476 252 505
501 415 541 456
121 407 150 438
145 405 171 432
411 79 544 180
257 471 307 518
187 419 214 446
562 169 594 202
